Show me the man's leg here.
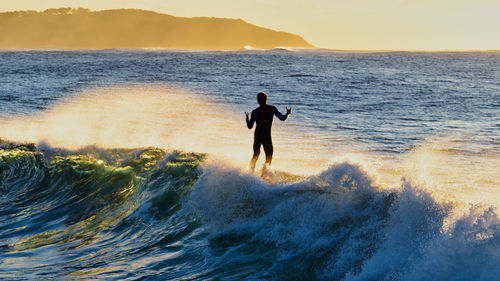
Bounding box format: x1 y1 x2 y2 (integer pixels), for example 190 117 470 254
250 138 261 171
263 138 273 166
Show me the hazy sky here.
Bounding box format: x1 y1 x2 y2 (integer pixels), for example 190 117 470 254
2 0 499 50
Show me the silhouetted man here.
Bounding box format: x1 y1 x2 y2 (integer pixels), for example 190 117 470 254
245 92 292 172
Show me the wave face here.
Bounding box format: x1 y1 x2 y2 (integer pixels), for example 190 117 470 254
1 144 499 280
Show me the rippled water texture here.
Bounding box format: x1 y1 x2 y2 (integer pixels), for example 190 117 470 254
0 50 499 280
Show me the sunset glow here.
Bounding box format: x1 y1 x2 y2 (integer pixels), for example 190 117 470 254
1 0 499 50
0 0 499 278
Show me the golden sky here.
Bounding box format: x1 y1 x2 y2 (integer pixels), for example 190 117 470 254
1 0 499 50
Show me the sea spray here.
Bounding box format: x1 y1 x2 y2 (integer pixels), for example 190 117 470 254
0 87 332 175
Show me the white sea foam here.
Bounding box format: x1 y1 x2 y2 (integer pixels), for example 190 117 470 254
191 160 500 280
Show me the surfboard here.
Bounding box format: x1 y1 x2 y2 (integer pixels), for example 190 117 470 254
258 164 304 184
260 164 279 184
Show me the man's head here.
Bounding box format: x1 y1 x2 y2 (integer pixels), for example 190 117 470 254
257 92 267 105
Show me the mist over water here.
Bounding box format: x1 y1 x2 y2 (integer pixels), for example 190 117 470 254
0 50 499 280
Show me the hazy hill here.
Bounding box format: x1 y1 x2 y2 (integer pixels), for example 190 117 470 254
0 8 313 50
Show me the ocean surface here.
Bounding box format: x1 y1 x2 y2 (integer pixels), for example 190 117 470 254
0 50 499 280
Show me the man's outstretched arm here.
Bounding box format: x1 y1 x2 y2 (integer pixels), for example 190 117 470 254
246 111 255 129
273 106 292 121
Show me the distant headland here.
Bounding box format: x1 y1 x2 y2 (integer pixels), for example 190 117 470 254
0 8 313 50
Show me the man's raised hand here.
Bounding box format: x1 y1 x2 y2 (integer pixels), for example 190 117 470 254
286 107 292 115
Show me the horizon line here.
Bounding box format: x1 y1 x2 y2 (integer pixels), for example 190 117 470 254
0 47 498 53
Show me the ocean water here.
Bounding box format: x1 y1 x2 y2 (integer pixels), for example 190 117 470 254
0 50 499 280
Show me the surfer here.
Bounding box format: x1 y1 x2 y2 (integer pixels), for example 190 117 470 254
245 92 291 172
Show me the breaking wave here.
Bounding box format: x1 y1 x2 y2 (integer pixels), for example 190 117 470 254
1 143 498 280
